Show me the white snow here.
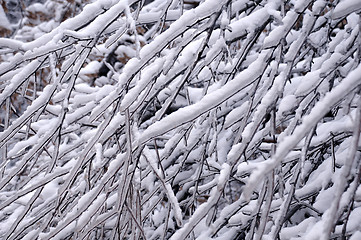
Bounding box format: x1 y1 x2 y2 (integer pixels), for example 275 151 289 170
278 94 297 115
137 50 272 145
0 5 11 30
333 0 361 19
243 59 361 200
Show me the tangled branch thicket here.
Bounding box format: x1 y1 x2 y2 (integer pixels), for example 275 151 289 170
1 0 361 239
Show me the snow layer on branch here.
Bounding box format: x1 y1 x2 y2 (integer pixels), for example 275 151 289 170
243 61 361 200
91 0 228 120
225 7 271 42
333 0 361 19
137 50 271 144
170 163 231 240
2 0 361 239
